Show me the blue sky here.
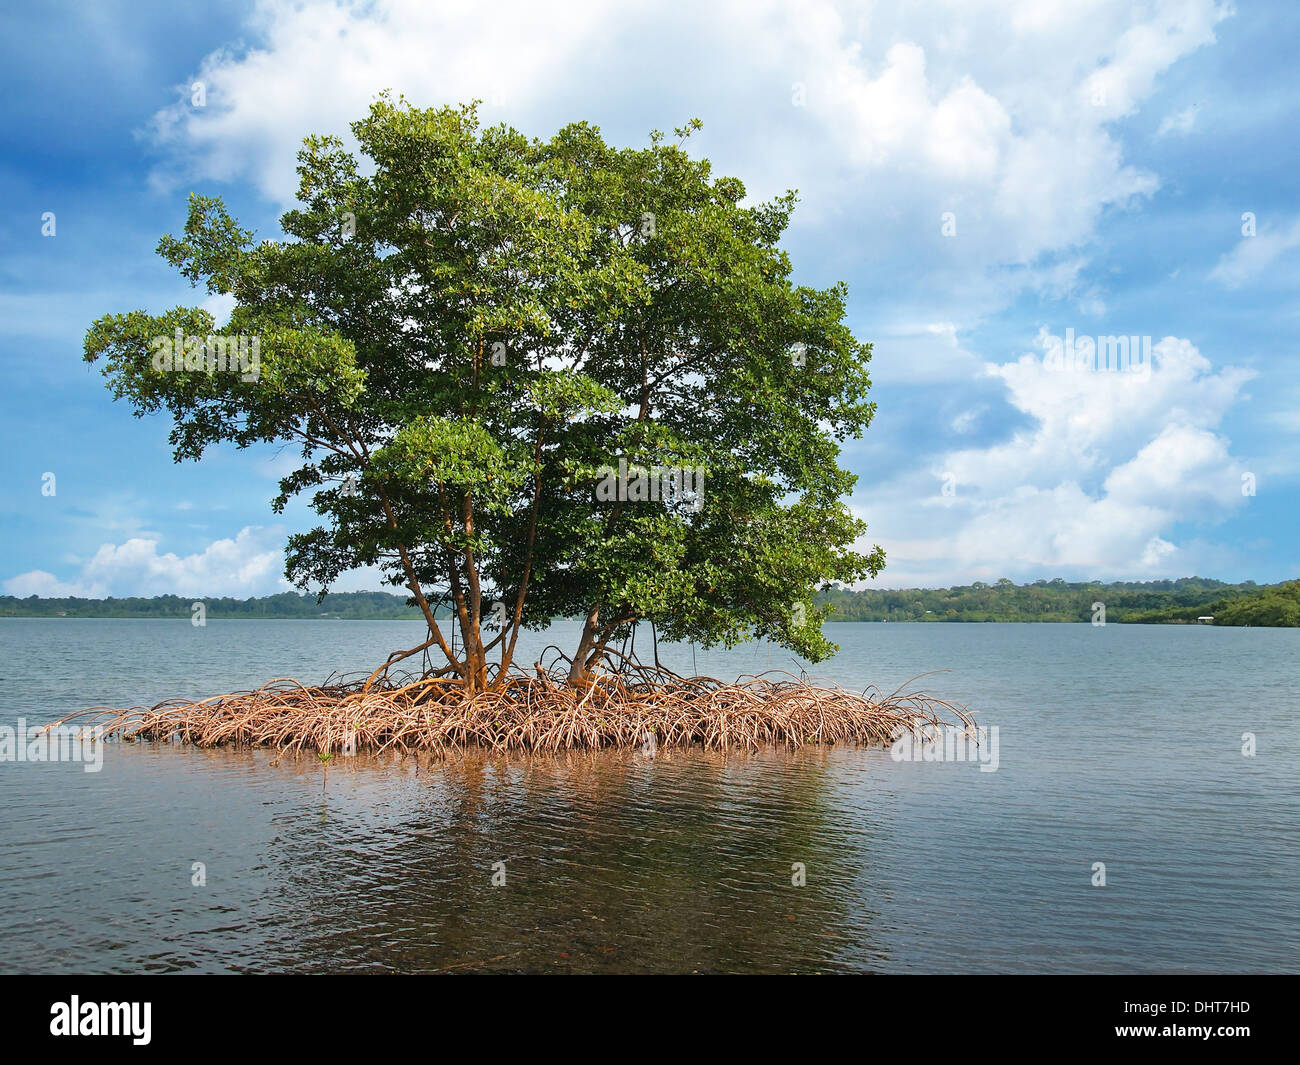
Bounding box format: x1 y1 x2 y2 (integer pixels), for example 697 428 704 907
2 0 1296 596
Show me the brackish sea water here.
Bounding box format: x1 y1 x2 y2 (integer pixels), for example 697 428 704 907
1 618 1296 974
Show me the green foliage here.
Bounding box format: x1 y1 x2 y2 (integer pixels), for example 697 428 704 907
818 577 1297 624
83 95 882 683
1124 579 1300 626
1207 581 1300 626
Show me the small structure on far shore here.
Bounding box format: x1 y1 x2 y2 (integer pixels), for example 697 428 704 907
1197 616 1214 624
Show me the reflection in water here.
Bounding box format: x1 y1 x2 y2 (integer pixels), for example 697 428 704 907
234 747 886 973
2 741 901 973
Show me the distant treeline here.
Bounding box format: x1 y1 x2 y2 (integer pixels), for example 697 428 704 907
5 578 1298 626
0 591 428 619
816 577 1300 626
1125 579 1300 627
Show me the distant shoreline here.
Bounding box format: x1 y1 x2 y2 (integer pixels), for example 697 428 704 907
0 614 430 620
3 576 1297 626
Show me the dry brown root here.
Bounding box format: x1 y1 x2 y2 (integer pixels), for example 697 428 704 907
46 666 975 760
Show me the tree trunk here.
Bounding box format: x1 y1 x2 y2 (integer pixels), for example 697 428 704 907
459 612 489 691
567 604 601 684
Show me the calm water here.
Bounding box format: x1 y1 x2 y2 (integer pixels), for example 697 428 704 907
1 618 1297 973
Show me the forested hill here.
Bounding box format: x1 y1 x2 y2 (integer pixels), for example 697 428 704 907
816 577 1300 626
0 591 426 619
4 578 1297 625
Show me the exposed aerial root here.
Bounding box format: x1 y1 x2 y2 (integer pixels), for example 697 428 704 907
47 667 975 760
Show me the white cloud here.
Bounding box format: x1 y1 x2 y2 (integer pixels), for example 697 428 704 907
1104 422 1243 515
4 571 91 598
200 292 238 327
1156 103 1201 137
145 0 1227 288
781 0 1225 269
1209 216 1300 288
4 526 289 598
858 336 1255 585
147 0 622 203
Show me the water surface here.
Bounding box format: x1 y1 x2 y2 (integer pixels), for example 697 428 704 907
1 619 1296 973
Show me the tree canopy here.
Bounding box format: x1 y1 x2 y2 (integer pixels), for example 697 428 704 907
84 95 883 688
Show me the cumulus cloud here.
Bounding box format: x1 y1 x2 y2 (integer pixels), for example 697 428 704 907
858 336 1255 586
146 0 622 202
4 526 289 598
781 0 1225 270
4 571 92 598
145 0 1227 284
